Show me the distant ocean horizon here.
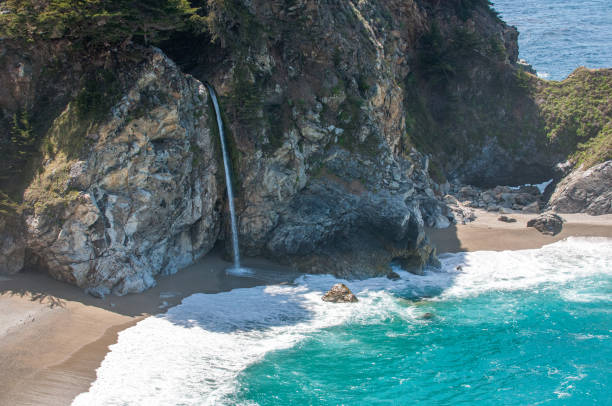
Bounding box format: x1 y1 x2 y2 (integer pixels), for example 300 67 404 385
492 0 612 80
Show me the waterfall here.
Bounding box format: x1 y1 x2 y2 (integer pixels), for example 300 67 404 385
206 83 243 271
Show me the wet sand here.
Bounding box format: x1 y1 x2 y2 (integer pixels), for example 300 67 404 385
1 211 611 405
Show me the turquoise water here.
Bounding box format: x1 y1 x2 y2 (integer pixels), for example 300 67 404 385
492 0 612 80
232 239 612 405
74 238 612 405
236 280 611 405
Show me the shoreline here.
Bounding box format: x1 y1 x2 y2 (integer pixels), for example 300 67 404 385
0 249 299 406
1 212 611 405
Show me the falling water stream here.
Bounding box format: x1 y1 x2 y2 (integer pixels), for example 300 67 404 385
206 83 249 274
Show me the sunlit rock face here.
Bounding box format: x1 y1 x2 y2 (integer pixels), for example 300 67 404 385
22 49 221 295
548 161 612 215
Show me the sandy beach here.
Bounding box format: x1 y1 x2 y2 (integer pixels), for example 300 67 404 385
0 249 299 406
427 210 612 253
1 212 611 405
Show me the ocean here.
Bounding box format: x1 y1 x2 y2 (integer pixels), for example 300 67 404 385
73 238 612 405
492 0 612 80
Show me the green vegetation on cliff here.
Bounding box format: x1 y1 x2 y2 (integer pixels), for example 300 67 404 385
0 109 40 203
0 0 204 45
1 111 36 177
537 68 612 168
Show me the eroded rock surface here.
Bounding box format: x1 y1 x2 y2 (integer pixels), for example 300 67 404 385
22 49 221 295
322 283 358 303
0 216 25 275
548 161 612 215
267 178 438 278
527 213 564 236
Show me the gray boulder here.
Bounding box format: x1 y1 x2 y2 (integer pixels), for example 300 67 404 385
322 283 358 303
521 201 540 214
527 213 564 236
548 161 612 215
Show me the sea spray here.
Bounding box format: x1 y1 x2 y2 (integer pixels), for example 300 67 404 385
206 84 251 275
72 237 612 405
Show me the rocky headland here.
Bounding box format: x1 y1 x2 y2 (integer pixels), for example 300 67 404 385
0 0 610 295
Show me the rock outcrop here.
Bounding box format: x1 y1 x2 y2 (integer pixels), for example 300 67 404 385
444 183 543 220
322 283 358 303
266 177 437 278
0 216 25 275
527 213 564 236
548 161 612 215
20 49 221 295
0 43 445 293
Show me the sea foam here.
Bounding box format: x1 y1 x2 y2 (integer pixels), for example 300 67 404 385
72 237 612 405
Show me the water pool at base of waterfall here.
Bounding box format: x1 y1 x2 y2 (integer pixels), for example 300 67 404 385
73 237 612 405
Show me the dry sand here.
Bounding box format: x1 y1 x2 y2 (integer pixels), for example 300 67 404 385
427 210 612 253
0 249 298 406
1 211 611 405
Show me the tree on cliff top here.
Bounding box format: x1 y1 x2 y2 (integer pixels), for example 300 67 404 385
0 0 206 46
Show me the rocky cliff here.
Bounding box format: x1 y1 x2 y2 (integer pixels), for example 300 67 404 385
0 38 446 291
0 0 610 293
1 47 223 294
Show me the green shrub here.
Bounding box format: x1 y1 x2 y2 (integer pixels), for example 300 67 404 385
537 68 612 167
455 0 495 21
204 0 262 47
572 123 612 168
0 111 34 175
74 70 121 120
0 0 203 46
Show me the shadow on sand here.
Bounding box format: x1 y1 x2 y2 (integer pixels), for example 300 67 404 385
0 245 301 318
161 283 315 333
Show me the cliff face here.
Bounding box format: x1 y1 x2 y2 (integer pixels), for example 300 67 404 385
187 0 468 274
1 48 222 294
0 0 609 291
170 0 566 193
0 37 447 289
548 161 612 215
164 0 523 265
1 0 456 289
